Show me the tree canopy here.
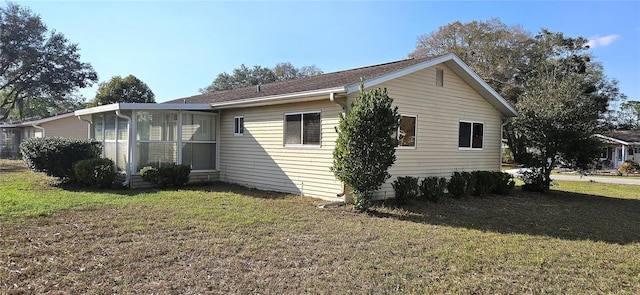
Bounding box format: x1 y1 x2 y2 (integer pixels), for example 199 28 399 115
89 75 155 106
200 62 323 93
410 19 625 177
0 2 97 121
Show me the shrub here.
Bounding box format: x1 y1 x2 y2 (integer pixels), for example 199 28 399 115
521 168 549 193
447 172 474 199
471 171 494 197
331 83 399 212
392 176 419 205
492 172 515 195
618 160 640 176
140 164 191 187
72 158 116 188
420 176 447 202
20 137 102 181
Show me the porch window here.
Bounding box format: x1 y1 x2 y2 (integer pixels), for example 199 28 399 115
285 112 320 146
136 111 216 172
181 113 216 170
398 115 417 148
92 113 129 171
459 121 484 149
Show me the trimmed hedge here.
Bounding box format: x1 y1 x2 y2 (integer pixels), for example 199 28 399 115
392 176 419 204
140 164 191 187
420 176 447 203
20 137 102 181
72 158 116 188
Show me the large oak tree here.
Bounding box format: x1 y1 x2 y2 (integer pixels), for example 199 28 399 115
0 2 97 120
200 62 323 93
89 74 155 106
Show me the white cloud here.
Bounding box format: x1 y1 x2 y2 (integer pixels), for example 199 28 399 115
586 34 620 49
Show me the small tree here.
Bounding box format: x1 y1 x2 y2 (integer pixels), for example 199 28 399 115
331 82 399 212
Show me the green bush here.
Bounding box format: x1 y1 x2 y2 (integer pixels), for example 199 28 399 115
470 171 515 197
521 168 548 193
72 158 116 188
618 160 640 176
447 172 474 199
392 176 419 205
331 83 399 212
20 137 102 181
471 171 494 197
140 164 191 187
492 172 515 195
420 176 447 203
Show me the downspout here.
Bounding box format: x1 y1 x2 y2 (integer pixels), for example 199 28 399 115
500 118 508 171
115 110 132 187
77 116 93 138
330 92 350 203
31 123 45 138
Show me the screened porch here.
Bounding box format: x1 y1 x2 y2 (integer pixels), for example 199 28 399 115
75 103 218 186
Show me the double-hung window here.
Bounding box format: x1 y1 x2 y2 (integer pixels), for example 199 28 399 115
234 116 244 136
458 121 484 149
285 112 321 146
398 115 417 148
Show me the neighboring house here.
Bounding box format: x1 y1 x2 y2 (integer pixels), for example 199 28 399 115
594 130 640 169
75 53 518 201
0 113 89 158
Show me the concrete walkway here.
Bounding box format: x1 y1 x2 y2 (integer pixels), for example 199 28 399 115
503 169 640 186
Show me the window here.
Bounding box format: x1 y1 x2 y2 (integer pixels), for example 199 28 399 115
398 115 417 148
234 116 244 136
458 121 484 149
285 112 320 146
436 68 444 87
181 113 216 170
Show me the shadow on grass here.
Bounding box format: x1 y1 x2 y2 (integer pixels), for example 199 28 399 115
370 188 640 245
59 180 289 200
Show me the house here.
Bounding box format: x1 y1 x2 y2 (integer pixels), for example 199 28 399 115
0 113 89 158
594 130 640 169
74 53 518 200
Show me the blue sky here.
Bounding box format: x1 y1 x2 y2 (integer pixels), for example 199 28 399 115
16 1 640 105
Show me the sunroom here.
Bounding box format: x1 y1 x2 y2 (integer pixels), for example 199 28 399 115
75 103 219 187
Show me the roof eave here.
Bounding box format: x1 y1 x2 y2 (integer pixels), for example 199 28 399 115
74 103 213 116
210 87 347 109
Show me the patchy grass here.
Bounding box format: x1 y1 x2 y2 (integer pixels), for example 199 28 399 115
1 160 639 294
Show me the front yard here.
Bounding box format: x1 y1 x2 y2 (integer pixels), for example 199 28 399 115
1 160 639 294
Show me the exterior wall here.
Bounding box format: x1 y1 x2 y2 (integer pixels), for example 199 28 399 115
219 99 344 200
40 115 89 138
349 64 503 199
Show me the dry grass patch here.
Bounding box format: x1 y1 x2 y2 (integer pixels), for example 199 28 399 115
1 160 639 294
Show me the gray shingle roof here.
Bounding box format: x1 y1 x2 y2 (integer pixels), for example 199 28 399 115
608 130 640 143
165 55 441 104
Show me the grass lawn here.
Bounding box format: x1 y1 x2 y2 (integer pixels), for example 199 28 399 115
1 159 639 294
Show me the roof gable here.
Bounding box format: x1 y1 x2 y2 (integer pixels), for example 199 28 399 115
167 53 517 117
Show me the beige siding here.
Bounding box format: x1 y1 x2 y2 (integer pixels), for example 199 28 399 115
219 99 343 200
41 116 89 138
349 64 503 199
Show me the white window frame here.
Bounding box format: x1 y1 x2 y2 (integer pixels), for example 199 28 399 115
397 114 417 150
284 111 321 148
458 120 484 150
234 116 244 136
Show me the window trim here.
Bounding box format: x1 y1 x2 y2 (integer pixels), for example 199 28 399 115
397 114 417 150
458 120 484 150
283 111 321 148
234 116 244 136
